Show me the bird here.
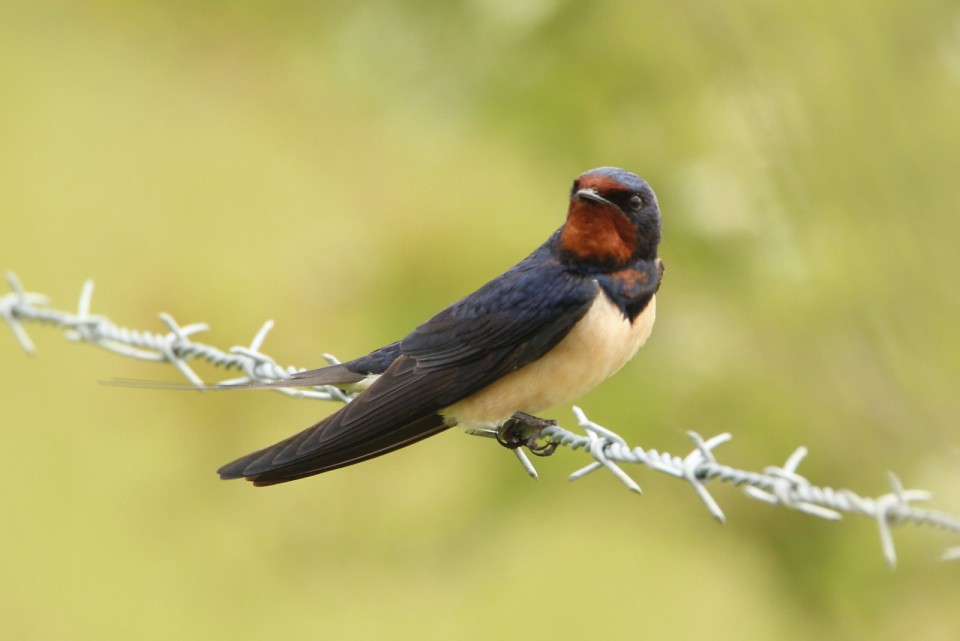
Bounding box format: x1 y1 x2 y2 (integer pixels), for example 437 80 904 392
217 167 664 486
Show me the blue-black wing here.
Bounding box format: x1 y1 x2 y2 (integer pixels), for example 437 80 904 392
218 240 600 484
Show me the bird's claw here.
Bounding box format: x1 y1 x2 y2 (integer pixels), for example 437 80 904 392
496 412 558 457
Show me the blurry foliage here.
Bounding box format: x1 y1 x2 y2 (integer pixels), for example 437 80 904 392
2 0 960 640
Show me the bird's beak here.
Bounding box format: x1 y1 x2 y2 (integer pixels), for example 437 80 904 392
575 188 611 206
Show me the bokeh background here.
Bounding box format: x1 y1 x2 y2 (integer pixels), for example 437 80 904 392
2 1 960 639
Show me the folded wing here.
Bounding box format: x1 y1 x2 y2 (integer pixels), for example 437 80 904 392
218 242 598 484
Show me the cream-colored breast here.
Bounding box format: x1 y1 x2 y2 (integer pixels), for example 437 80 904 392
442 292 656 429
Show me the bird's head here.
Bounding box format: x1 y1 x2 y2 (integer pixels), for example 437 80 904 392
559 167 661 269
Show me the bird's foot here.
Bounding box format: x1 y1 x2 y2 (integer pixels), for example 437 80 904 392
496 412 558 457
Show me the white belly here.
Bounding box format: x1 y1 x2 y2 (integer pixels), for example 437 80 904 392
442 293 656 428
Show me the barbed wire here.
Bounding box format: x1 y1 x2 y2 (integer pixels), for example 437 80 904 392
3 271 959 567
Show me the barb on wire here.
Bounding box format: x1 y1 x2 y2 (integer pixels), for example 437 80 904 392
0 272 350 401
3 272 959 567
543 409 960 568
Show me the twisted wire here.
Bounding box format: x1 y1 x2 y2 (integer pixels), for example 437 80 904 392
3 272 958 567
0 272 349 401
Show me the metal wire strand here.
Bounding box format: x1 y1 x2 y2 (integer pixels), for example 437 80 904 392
3 272 959 567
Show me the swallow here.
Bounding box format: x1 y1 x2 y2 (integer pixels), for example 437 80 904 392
217 167 664 485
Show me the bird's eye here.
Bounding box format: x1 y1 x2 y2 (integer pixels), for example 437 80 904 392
629 194 643 210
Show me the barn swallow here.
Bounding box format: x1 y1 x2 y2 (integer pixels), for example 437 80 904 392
218 167 664 485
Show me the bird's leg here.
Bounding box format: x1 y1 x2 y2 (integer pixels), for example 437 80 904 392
496 412 558 457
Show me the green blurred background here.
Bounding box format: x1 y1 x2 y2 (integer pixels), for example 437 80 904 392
2 1 959 639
